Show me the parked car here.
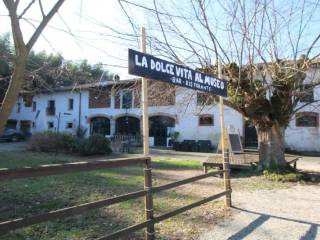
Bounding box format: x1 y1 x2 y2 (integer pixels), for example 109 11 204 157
0 128 25 142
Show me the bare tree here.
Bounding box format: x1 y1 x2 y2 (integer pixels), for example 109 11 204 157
0 0 65 131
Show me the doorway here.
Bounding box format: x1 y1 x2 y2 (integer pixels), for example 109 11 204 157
149 116 175 147
115 116 140 135
244 121 258 148
6 119 17 129
20 120 31 133
90 117 110 136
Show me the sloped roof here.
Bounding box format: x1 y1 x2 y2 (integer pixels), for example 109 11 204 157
20 77 142 94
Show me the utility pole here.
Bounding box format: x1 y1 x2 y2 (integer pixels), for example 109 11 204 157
141 27 155 240
218 62 231 207
141 27 150 156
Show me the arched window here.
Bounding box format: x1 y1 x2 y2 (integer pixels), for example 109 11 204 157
296 112 318 127
199 114 214 126
90 117 110 135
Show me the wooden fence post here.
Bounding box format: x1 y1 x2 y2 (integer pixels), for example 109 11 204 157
223 149 232 207
144 158 155 240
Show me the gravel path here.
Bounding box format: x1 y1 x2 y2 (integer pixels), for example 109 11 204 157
298 156 320 172
200 184 320 240
0 142 28 152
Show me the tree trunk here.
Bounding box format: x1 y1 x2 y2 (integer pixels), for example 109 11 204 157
0 55 27 131
0 0 65 132
256 123 287 170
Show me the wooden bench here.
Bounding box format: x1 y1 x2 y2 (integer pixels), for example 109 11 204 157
203 161 255 174
203 153 301 172
203 153 258 173
287 157 302 170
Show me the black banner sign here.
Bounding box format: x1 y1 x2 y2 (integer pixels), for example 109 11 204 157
128 49 228 97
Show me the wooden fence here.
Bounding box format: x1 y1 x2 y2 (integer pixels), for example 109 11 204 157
0 154 231 240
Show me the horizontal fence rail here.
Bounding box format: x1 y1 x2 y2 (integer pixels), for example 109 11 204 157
0 157 149 181
0 189 147 233
0 169 225 233
0 154 232 239
98 190 231 240
152 170 227 193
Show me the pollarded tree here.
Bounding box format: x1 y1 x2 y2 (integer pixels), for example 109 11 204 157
118 0 320 169
224 60 312 169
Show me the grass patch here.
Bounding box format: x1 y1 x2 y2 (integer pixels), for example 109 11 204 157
263 170 304 182
0 151 223 240
152 157 201 170
0 151 80 169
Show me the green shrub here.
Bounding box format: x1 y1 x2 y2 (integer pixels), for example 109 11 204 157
30 131 76 152
76 126 87 139
29 131 59 152
71 137 88 155
29 132 112 156
57 132 76 152
74 134 112 156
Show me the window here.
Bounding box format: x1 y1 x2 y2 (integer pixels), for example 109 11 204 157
48 121 54 129
122 90 133 109
300 85 314 103
32 101 37 112
296 112 318 127
66 122 73 129
68 98 74 110
22 94 32 107
114 91 121 109
46 100 55 116
88 88 111 108
199 114 214 126
48 100 55 108
17 102 21 113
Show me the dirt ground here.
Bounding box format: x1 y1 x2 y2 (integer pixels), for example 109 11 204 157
152 161 320 240
198 155 320 240
297 156 320 172
151 150 320 240
200 184 320 240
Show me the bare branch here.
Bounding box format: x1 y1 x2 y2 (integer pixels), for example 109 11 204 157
26 0 65 50
38 0 45 18
18 0 35 19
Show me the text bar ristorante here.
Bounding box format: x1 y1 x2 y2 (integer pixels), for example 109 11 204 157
128 49 228 97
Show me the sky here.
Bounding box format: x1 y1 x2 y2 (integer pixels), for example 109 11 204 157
0 0 142 77
1 0 320 78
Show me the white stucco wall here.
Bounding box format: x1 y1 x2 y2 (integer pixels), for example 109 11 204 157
285 86 320 152
8 80 320 152
172 88 243 146
10 91 81 134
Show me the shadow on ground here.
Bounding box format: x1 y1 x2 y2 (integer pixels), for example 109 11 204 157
301 170 320 183
230 207 319 240
230 169 262 178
